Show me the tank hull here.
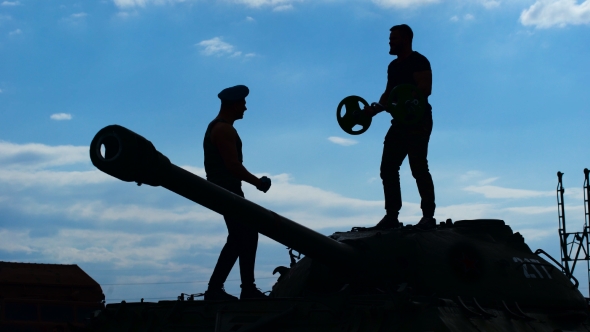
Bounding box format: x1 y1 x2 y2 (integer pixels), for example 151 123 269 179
89 296 590 332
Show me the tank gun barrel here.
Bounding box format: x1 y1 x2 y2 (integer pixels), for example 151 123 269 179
90 125 360 269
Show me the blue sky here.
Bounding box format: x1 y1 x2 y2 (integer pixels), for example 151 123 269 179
1 0 590 302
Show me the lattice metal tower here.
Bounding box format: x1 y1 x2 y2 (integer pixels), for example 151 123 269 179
557 169 590 296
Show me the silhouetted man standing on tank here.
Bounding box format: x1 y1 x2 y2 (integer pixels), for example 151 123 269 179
203 85 271 300
363 24 436 230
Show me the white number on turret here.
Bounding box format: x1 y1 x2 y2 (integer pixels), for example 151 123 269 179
513 257 552 279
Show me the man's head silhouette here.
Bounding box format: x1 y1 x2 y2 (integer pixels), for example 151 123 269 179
389 24 413 56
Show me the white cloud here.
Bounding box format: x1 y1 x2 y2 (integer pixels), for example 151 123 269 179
518 228 555 241
459 170 484 181
71 12 88 18
457 170 580 200
478 177 499 185
464 183 583 200
110 266 214 284
115 11 139 18
464 185 554 199
503 205 559 214
0 141 88 170
196 38 254 58
246 16 255 22
248 174 381 209
0 229 227 266
62 202 219 224
435 203 495 220
481 0 500 9
113 0 146 7
231 0 283 5
450 13 475 22
1 192 216 226
328 136 358 146
181 165 206 177
230 0 298 8
1 1 20 6
273 4 293 11
0 169 112 186
520 0 590 28
61 12 88 25
50 113 72 120
0 230 34 253
197 37 237 57
112 0 187 8
372 0 439 9
8 28 21 36
112 0 301 11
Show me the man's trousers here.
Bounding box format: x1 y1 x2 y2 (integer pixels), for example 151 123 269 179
208 186 258 289
380 118 436 218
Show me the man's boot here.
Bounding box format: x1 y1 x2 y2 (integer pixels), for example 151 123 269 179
240 284 267 299
415 217 436 230
204 287 238 301
371 214 400 230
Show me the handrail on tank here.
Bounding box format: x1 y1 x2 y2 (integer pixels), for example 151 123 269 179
89 125 361 270
535 249 579 289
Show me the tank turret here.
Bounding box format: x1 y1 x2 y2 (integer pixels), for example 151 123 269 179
89 125 588 331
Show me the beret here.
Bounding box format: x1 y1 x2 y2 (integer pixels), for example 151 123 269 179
218 85 249 101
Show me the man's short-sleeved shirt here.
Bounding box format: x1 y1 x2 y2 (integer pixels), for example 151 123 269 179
203 118 243 191
387 51 432 111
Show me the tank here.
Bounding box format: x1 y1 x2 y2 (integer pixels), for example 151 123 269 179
86 124 589 332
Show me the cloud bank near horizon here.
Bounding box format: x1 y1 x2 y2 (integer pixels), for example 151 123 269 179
0 140 575 266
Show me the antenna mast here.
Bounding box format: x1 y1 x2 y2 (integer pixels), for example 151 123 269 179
584 168 590 294
557 170 590 296
557 172 570 275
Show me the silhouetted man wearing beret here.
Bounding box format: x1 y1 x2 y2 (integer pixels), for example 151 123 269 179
203 85 271 300
364 24 436 230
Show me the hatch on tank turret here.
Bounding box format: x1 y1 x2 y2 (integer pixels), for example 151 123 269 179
453 219 505 227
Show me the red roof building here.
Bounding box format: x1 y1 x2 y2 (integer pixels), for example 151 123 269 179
0 261 105 331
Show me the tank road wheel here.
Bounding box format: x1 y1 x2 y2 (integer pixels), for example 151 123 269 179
387 84 426 126
337 95 372 135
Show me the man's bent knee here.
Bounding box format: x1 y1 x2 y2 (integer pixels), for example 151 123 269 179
411 166 430 179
